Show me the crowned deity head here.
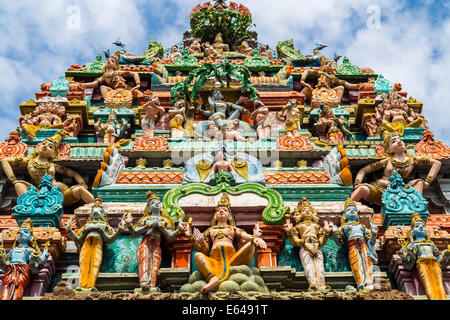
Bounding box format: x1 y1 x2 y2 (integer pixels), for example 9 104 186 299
16 219 34 247
383 131 407 157
104 51 121 72
88 197 108 222
33 130 66 161
211 193 235 226
145 191 162 216
409 212 428 242
319 57 336 74
211 89 224 102
293 198 319 224
342 198 359 224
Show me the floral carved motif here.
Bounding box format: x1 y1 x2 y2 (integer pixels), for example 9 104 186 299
278 136 314 151
133 136 169 151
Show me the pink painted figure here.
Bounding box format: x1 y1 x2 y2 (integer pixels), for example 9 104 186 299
251 99 271 140
223 119 246 142
141 93 164 138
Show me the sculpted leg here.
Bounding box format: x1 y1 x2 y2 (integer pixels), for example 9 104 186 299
100 85 111 100
194 252 220 294
350 185 371 202
79 238 93 289
334 85 345 103
14 182 28 197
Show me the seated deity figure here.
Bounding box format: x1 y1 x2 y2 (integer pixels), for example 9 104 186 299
83 51 144 100
259 44 273 58
1 130 94 207
65 198 121 291
94 110 130 145
283 199 332 290
202 42 219 62
167 45 182 59
276 99 301 136
251 99 271 140
184 193 267 294
122 191 184 291
351 131 441 204
398 212 450 300
237 41 254 56
141 92 164 138
315 105 353 142
0 219 50 300
300 57 360 104
212 33 230 54
330 198 378 290
196 90 247 131
187 40 202 56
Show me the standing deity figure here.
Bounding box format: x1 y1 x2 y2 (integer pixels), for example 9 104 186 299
184 193 267 294
300 57 360 104
196 90 247 130
168 97 187 138
95 111 130 145
141 92 164 138
331 198 378 290
0 219 49 300
283 199 332 290
65 198 121 291
398 212 450 300
1 130 94 207
351 131 441 203
251 99 271 139
83 51 143 100
121 191 184 291
276 99 301 136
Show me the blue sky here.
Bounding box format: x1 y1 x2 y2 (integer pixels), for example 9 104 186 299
0 0 449 144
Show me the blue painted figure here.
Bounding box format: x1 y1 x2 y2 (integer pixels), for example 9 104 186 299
0 219 49 300
331 198 378 290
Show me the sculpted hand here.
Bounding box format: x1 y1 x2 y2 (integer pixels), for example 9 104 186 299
184 223 192 238
124 210 133 225
323 220 333 233
253 237 267 250
283 218 293 233
193 228 204 242
177 218 185 232
253 223 262 238
65 217 75 231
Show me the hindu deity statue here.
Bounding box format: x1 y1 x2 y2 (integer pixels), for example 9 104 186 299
204 124 222 141
209 147 236 182
310 75 341 110
196 90 248 130
167 45 182 59
212 33 230 54
283 199 333 290
397 212 450 300
184 193 267 294
19 102 78 140
237 41 253 56
251 99 271 140
0 219 50 300
330 198 378 290
141 92 164 138
300 57 360 104
187 39 203 56
276 99 302 136
351 130 441 203
202 42 219 62
223 119 246 142
94 110 130 145
83 51 144 100
259 44 273 58
168 96 188 138
1 130 94 207
314 105 353 142
65 197 121 291
121 191 184 291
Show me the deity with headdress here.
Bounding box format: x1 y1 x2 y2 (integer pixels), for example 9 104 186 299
184 193 267 294
0 219 50 300
1 130 94 207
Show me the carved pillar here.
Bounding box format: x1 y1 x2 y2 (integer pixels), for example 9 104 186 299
167 234 192 269
256 222 285 268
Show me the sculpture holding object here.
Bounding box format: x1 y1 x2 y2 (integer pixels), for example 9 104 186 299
65 198 122 291
282 198 333 290
82 51 144 104
314 105 354 142
1 130 94 207
250 99 271 140
397 212 450 300
300 57 360 105
94 110 131 146
182 143 265 185
141 92 164 138
276 99 302 136
330 198 378 290
19 102 79 140
120 191 184 292
0 219 50 300
365 91 428 137
351 130 441 204
184 193 267 294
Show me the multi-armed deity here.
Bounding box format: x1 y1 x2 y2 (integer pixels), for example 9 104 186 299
1 130 94 207
331 198 378 290
352 131 441 203
397 212 450 300
65 198 121 291
0 219 50 300
184 193 267 294
283 199 332 290
122 191 184 292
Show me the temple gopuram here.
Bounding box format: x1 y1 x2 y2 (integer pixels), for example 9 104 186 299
1 0 449 302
